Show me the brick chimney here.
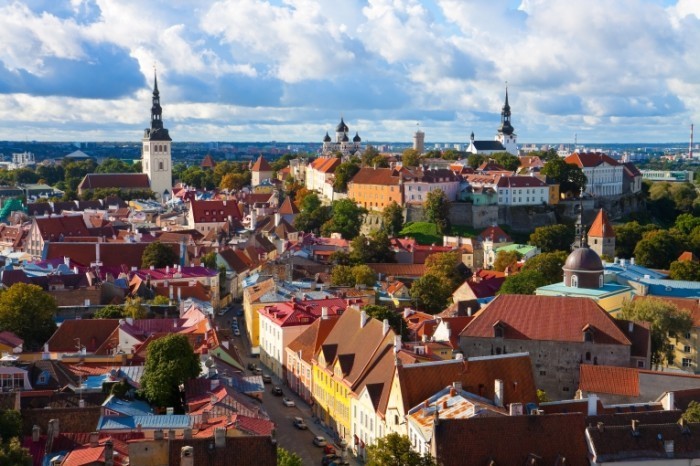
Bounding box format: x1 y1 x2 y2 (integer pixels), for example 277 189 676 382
181 446 194 466
494 379 504 408
214 427 226 448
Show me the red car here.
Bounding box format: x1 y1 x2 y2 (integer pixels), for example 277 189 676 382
323 445 336 455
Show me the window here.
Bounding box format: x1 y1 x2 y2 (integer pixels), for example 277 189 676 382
683 358 692 368
637 360 645 368
571 274 579 288
584 329 594 343
684 346 692 353
686 332 692 339
585 352 591 361
159 161 164 170
494 324 504 338
539 370 546 376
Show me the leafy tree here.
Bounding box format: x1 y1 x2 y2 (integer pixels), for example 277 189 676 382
402 149 421 167
364 305 406 339
97 158 137 173
271 153 294 173
620 298 692 368
675 213 700 236
330 265 355 287
529 224 574 253
0 437 31 466
521 251 568 284
467 154 486 169
424 189 450 234
352 265 377 287
0 410 22 441
493 250 522 272
321 199 367 240
141 241 179 269
294 193 332 234
440 149 460 161
94 305 124 319
349 230 395 264
491 152 520 171
683 401 700 423
277 447 303 466
151 295 171 306
634 230 683 269
180 165 215 189
366 432 437 466
333 160 360 192
123 297 147 320
140 334 201 409
36 164 65 185
0 283 57 350
220 172 249 191
382 201 404 237
615 221 657 259
424 251 468 289
361 146 386 167
13 168 39 184
497 270 548 295
541 157 587 196
669 260 700 281
329 250 352 266
202 251 218 270
409 273 453 314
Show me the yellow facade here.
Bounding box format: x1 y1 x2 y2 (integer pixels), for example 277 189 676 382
242 299 267 351
672 327 700 373
548 184 560 205
312 355 352 437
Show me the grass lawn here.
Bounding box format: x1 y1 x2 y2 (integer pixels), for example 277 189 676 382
399 222 442 245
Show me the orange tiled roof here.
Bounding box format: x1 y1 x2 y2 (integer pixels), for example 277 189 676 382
565 152 620 168
251 155 272 172
678 251 699 262
588 209 615 238
579 364 640 396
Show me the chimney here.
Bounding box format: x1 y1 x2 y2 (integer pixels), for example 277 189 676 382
467 307 473 317
394 335 402 353
154 429 164 440
321 307 329 320
168 429 176 440
181 446 194 466
275 212 281 227
136 423 142 433
449 386 457 397
201 411 210 424
628 321 634 333
32 425 40 442
42 343 50 360
183 428 192 440
631 419 640 434
494 379 504 407
662 391 675 411
509 403 524 416
150 265 155 270
166 265 170 274
587 394 598 416
104 440 114 466
403 308 414 318
360 310 368 328
452 381 462 392
382 318 390 335
214 427 226 448
48 419 59 438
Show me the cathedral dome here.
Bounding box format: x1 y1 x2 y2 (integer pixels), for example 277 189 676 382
353 132 361 142
336 118 349 133
323 132 331 142
342 133 350 142
564 247 603 272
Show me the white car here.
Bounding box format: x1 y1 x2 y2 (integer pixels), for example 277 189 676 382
313 436 327 447
233 328 240 336
282 397 296 407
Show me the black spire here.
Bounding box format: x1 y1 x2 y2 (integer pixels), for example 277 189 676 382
498 86 514 136
144 70 171 141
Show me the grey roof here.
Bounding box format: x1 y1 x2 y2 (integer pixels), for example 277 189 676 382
471 141 507 151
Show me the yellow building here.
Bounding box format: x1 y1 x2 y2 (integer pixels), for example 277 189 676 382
242 278 277 353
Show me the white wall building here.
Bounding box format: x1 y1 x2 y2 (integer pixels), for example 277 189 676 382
496 176 549 206
565 152 624 197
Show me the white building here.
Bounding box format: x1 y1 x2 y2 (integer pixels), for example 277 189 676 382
141 72 173 200
467 88 518 156
305 157 341 195
565 152 624 197
403 168 461 204
322 118 362 155
496 175 549 206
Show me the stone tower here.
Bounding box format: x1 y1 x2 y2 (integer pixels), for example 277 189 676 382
588 209 616 259
141 71 172 200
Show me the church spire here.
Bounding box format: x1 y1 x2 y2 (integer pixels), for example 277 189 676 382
498 85 514 136
150 70 163 131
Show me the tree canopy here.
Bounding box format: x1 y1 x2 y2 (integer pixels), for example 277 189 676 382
0 283 57 351
619 298 693 368
497 270 549 295
424 189 450 234
493 250 522 272
541 157 587 196
669 260 700 281
401 149 422 168
615 221 658 259
349 230 395 264
320 198 368 240
382 201 405 237
94 305 124 319
490 152 520 171
333 160 361 192
140 334 201 409
277 447 303 466
409 273 453 314
529 224 574 253
141 241 179 269
633 229 683 269
294 193 332 234
364 304 407 339
366 432 437 466
520 251 568 284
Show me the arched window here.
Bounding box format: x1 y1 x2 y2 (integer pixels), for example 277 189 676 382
571 274 579 288
585 352 591 361
159 161 164 170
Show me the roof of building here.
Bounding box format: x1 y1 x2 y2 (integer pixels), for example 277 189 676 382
367 263 426 277
201 154 217 168
34 215 90 240
309 156 341 174
190 199 243 223
278 196 300 215
588 209 615 238
165 435 276 466
97 414 193 431
564 245 604 273
460 295 632 345
470 140 507 151
0 330 23 348
78 173 150 190
565 152 620 168
46 319 121 353
580 364 640 396
251 155 272 172
433 413 589 466
477 225 511 243
349 167 405 186
44 242 180 269
679 251 699 262
496 175 547 188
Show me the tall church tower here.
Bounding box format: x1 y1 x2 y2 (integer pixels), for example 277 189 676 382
142 71 172 200
495 87 518 155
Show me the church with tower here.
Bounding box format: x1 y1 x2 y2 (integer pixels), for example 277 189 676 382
467 87 518 156
141 72 172 200
321 117 362 155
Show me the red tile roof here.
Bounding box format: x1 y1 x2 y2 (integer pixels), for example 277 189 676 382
565 152 620 168
278 196 300 215
46 319 120 353
460 295 632 345
44 242 180 269
287 316 340 364
579 364 640 396
34 215 89 240
349 167 405 186
477 225 511 243
588 209 615 238
367 263 425 277
309 156 341 174
201 154 217 168
190 199 243 223
679 251 699 262
496 175 547 188
251 155 272 172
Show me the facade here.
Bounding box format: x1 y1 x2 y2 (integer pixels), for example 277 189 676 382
25 214 90 258
565 152 624 197
402 168 461 204
141 72 173 200
251 155 274 187
305 156 341 194
495 175 549 206
187 199 243 234
322 117 362 155
347 167 405 211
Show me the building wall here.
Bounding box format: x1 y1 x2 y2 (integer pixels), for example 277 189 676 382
142 139 171 200
458 337 632 400
497 186 549 206
285 350 313 404
348 182 403 211
252 169 273 188
583 165 624 197
673 325 700 374
382 370 408 437
589 235 615 259
312 361 352 440
404 181 460 204
259 317 311 379
351 390 384 460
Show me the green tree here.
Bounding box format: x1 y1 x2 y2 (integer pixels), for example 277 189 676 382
202 251 218 270
362 146 386 167
0 410 22 441
529 224 574 253
467 154 486 169
615 221 657 259
493 250 522 272
669 260 700 281
349 230 395 264
424 251 468 289
364 305 406 339
330 265 355 287
366 432 437 466
0 437 32 466
0 283 57 350
409 273 453 314
382 201 404 237
220 172 249 191
141 242 179 269
329 250 352 266
123 297 147 320
321 199 367 240
675 213 700 236
497 270 549 295
634 230 683 269
294 193 332 234
140 334 201 409
13 168 39 184
491 152 520 171
402 149 422 167
277 447 303 466
424 189 450 234
620 298 693 368
683 401 700 423
521 251 568 284
333 160 360 192
97 158 137 173
352 265 377 287
151 295 171 306
541 158 587 196
94 305 124 319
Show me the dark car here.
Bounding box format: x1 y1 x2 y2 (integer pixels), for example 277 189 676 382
247 362 257 371
262 374 272 384
271 385 283 396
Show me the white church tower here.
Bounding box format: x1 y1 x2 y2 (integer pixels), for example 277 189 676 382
142 71 172 200
495 87 518 155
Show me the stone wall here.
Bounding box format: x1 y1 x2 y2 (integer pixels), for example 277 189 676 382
22 407 102 435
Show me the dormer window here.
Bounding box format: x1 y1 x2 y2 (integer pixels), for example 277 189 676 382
494 322 505 339
583 328 594 343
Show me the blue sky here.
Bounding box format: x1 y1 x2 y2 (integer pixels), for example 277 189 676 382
0 0 698 144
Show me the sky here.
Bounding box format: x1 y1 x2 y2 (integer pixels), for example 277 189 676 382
0 0 699 144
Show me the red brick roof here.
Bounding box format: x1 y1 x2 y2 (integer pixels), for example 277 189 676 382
201 154 217 168
461 295 632 345
35 215 89 240
287 316 340 363
477 225 511 243
349 167 405 186
565 152 620 168
496 175 547 188
309 156 341 173
190 199 243 223
679 251 699 262
78 173 150 190
45 242 180 269
166 436 276 466
46 319 120 353
367 263 425 277
251 155 272 172
579 364 640 396
588 209 615 238
278 196 300 215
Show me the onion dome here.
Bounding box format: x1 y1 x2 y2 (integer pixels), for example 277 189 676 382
336 117 349 133
342 133 350 142
353 132 361 142
323 132 331 142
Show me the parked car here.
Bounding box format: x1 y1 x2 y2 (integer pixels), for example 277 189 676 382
293 417 307 430
233 329 240 336
262 375 272 384
254 368 263 375
322 454 340 466
282 397 295 407
271 385 283 396
323 445 336 455
247 362 257 371
313 436 327 447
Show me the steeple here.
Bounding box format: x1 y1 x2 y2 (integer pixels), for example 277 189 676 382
150 70 163 131
498 86 514 136
572 194 587 250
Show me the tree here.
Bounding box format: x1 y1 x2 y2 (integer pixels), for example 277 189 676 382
220 172 249 191
364 305 406 339
670 260 700 281
141 242 179 269
0 283 57 350
409 274 453 314
675 213 700 236
424 189 450 234
497 270 548 295
151 295 171 306
349 230 395 264
402 149 421 168
615 221 657 259
321 199 367 240
0 410 22 442
634 230 683 269
294 193 332 234
620 298 692 368
352 265 377 287
123 297 147 320
333 160 360 192
202 251 218 270
424 251 468 289
140 334 201 409
529 224 574 253
541 157 587 196
382 201 404 237
467 154 486 169
0 437 32 466
493 250 522 272
331 265 355 287
94 305 124 319
366 432 437 466
97 158 137 173
683 401 700 423
491 152 520 171
521 251 568 284
277 447 303 466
